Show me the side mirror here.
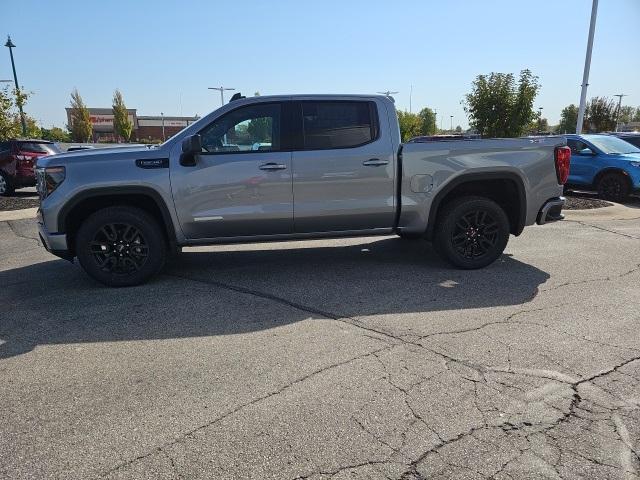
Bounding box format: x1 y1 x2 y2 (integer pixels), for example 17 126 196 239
578 148 594 156
180 135 202 166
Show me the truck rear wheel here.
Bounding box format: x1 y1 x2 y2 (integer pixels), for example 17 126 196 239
434 196 510 269
76 206 166 287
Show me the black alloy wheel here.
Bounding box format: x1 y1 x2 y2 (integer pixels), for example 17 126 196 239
597 173 629 202
451 209 499 259
90 223 149 275
76 206 166 287
435 196 510 269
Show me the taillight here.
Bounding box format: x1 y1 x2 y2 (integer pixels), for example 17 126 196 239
554 146 571 185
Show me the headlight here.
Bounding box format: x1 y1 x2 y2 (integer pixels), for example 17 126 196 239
36 166 65 198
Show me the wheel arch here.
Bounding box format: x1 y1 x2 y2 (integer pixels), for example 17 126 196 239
592 168 633 189
58 186 177 255
424 172 527 240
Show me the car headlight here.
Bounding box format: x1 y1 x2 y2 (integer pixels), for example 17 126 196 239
36 166 65 198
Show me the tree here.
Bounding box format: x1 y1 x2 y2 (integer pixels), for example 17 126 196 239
41 126 71 142
417 108 437 135
68 89 92 142
585 96 616 132
0 86 20 141
557 104 578 134
112 89 133 142
455 125 462 133
463 69 540 137
0 86 41 140
397 110 421 141
247 117 272 143
617 105 635 125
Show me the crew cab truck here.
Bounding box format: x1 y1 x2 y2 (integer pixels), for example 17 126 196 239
36 94 570 287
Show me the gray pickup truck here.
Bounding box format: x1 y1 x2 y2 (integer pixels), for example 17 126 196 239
36 94 570 287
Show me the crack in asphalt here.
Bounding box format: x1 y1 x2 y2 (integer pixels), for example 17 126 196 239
99 343 393 478
161 271 640 479
4 220 40 246
539 262 640 293
571 220 640 240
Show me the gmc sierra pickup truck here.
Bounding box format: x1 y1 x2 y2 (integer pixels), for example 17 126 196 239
36 94 570 287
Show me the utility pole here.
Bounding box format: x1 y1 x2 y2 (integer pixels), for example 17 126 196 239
409 85 413 114
576 0 598 134
208 86 235 106
613 94 627 132
450 115 453 132
161 112 165 141
4 36 27 136
538 107 543 132
434 110 437 133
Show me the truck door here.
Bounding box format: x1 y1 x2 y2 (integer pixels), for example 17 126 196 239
170 101 294 239
290 100 396 233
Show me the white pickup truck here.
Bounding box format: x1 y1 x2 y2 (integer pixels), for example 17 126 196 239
36 94 570 286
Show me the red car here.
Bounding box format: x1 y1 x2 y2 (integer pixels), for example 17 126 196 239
0 139 61 195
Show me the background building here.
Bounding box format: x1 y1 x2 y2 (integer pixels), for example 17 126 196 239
65 108 199 142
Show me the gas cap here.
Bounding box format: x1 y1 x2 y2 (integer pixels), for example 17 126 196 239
410 174 434 193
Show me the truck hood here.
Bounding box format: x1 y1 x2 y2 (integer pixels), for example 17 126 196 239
36 145 165 168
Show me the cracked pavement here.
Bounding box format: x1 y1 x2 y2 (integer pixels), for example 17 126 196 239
1 213 639 479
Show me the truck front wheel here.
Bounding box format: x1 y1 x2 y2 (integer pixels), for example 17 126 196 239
76 206 167 287
434 196 510 269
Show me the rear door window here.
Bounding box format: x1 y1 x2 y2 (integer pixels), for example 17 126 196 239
301 101 378 150
18 142 61 155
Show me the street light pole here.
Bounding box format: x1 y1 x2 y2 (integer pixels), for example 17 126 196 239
409 85 413 114
450 115 453 132
208 86 235 106
613 94 627 132
576 0 598 134
538 107 543 132
4 36 27 136
161 112 165 141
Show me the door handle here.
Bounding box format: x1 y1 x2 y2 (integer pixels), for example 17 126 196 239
259 162 287 171
362 159 389 166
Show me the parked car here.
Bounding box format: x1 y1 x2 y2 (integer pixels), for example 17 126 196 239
610 132 640 149
0 139 61 195
565 134 640 201
36 94 569 286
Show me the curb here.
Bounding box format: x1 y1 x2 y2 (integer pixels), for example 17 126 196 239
0 207 38 222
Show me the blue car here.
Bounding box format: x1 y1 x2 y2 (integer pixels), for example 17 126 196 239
565 134 640 201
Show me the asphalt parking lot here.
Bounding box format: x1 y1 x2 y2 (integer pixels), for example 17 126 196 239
1 210 639 479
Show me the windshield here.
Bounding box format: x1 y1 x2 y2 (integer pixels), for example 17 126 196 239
584 135 640 155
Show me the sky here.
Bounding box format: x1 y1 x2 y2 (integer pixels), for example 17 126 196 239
3 0 640 130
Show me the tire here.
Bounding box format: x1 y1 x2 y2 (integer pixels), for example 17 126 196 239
0 171 15 196
597 173 629 202
434 196 510 269
76 206 166 287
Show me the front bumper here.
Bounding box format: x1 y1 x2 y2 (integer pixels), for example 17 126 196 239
536 196 565 225
37 211 72 261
